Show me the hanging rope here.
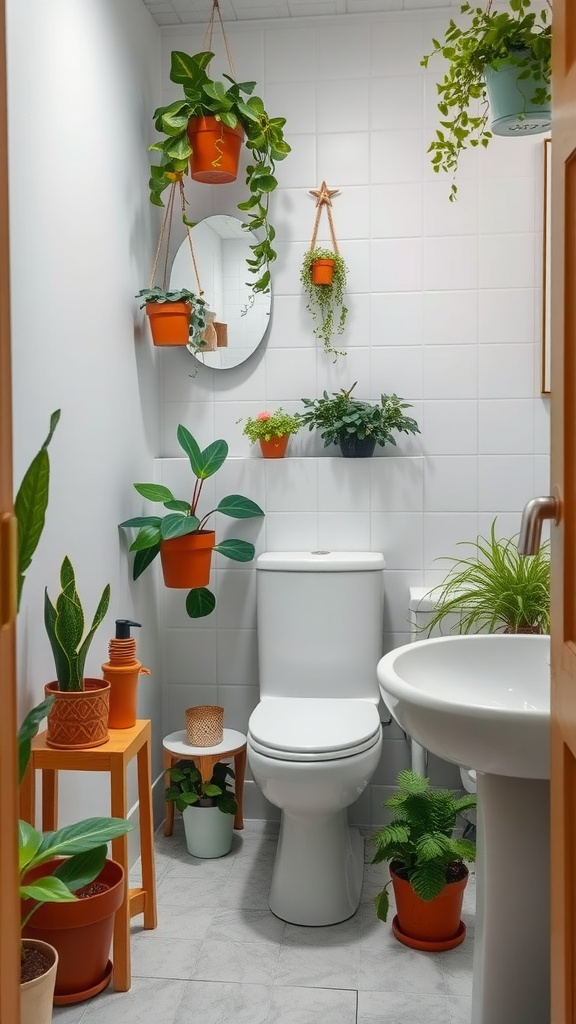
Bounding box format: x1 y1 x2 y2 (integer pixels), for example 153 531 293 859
148 178 204 296
309 181 340 254
202 0 236 79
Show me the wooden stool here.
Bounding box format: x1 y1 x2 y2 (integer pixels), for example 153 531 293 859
163 728 247 835
20 719 157 993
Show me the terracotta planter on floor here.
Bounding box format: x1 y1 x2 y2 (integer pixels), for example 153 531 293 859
187 116 244 183
21 939 58 1024
391 865 468 951
259 435 289 459
146 302 191 347
160 529 215 589
22 858 124 1005
44 678 110 750
311 258 334 285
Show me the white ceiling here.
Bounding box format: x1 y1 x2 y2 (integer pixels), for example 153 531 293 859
143 0 460 27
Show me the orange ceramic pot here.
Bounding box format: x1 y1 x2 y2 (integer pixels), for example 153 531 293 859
259 435 289 459
390 865 468 951
160 529 215 589
187 116 244 183
146 302 191 346
311 258 335 285
44 679 110 750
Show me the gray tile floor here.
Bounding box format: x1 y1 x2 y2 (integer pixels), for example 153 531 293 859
52 820 475 1024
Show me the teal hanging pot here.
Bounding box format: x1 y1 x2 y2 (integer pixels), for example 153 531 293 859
484 51 551 137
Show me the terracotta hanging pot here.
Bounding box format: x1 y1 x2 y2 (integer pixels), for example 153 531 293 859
160 529 216 589
259 435 289 459
21 939 58 1024
146 301 191 347
187 116 244 184
390 864 468 951
311 258 335 286
44 678 110 750
22 858 124 1005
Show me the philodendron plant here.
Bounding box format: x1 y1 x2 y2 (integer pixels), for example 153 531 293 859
44 557 111 691
119 426 264 618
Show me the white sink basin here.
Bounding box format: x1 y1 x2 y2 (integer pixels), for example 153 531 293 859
377 634 550 779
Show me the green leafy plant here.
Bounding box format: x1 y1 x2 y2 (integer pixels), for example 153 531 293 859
300 382 420 451
241 408 301 444
15 410 60 611
149 50 291 296
119 426 264 618
136 287 208 347
300 247 349 359
165 759 238 815
18 698 133 947
423 518 550 636
422 0 551 200
372 770 477 922
44 557 111 691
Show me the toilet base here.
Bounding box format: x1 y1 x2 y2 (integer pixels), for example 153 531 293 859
269 811 364 926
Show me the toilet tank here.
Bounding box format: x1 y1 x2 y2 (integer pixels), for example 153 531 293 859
256 551 385 702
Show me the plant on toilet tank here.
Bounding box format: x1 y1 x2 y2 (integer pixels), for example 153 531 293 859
119 426 264 618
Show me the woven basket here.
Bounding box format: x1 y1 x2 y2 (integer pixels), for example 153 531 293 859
185 705 224 746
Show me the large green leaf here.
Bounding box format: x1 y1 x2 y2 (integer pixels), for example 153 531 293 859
54 588 84 661
213 539 255 562
18 820 42 871
134 483 174 503
129 525 162 551
119 516 162 530
44 588 71 689
176 424 202 475
36 817 133 862
20 876 78 904
185 587 216 618
160 514 200 540
133 543 161 580
198 440 229 479
76 583 111 682
217 495 264 519
170 49 211 84
15 409 61 610
52 846 107 892
17 696 55 784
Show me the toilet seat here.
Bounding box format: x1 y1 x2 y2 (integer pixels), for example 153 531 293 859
248 697 381 762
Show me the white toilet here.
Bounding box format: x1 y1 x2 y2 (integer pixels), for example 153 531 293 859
247 550 385 926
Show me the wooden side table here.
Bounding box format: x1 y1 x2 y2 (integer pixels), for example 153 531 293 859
163 728 247 835
20 719 157 993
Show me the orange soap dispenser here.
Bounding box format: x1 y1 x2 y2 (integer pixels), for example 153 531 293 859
102 619 150 729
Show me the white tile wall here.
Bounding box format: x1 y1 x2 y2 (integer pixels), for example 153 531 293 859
155 12 550 822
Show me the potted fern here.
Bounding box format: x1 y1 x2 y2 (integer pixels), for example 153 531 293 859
300 383 420 458
300 247 349 359
422 0 551 200
165 759 237 858
240 408 301 458
372 770 477 951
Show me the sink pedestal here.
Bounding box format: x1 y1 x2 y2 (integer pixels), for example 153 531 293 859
473 773 550 1024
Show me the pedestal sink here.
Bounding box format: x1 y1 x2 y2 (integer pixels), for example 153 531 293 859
378 634 550 1024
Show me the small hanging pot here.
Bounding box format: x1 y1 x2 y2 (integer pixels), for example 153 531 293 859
187 116 244 183
160 529 215 589
146 302 191 347
259 435 289 459
311 258 335 286
484 51 551 137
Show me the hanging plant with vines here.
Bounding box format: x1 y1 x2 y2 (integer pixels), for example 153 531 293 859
301 182 349 361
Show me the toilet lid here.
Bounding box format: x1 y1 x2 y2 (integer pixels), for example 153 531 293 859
248 698 382 762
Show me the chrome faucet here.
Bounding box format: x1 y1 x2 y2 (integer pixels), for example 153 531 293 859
518 495 559 555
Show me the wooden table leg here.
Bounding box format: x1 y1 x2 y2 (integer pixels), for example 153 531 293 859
233 746 246 830
163 748 175 837
110 757 130 993
137 739 157 930
19 762 35 825
41 770 58 831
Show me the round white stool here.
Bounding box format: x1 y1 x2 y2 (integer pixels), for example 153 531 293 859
162 728 247 834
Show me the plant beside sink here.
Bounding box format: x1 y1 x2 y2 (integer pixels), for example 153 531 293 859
372 770 476 951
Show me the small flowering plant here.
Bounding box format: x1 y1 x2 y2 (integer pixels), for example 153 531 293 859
241 409 301 444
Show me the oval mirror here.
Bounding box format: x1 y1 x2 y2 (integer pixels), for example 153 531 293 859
169 215 271 370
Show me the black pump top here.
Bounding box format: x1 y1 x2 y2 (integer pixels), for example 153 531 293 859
115 619 141 639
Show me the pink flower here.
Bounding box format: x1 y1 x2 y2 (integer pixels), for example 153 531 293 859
257 411 272 422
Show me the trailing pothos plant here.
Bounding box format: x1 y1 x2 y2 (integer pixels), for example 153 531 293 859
422 0 551 200
300 247 349 360
119 426 264 618
148 50 291 296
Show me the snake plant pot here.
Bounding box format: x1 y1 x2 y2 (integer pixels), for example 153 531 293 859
390 865 468 952
187 116 244 183
182 804 234 858
339 436 377 458
160 529 215 589
259 435 289 459
44 678 110 750
484 52 551 137
21 940 58 1024
146 301 191 346
22 858 124 1004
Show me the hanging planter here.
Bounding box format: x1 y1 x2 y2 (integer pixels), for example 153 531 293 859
160 529 216 589
311 258 335 286
187 116 244 183
302 183 349 360
484 51 551 136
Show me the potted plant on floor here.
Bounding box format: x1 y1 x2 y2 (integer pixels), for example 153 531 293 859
136 286 208 349
149 49 290 297
119 426 264 618
422 518 550 636
240 408 301 458
18 698 133 1015
422 0 551 200
300 246 349 360
372 770 477 951
43 557 111 749
300 382 420 458
165 759 238 858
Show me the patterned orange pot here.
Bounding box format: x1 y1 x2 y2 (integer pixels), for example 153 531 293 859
44 679 110 750
187 116 244 183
